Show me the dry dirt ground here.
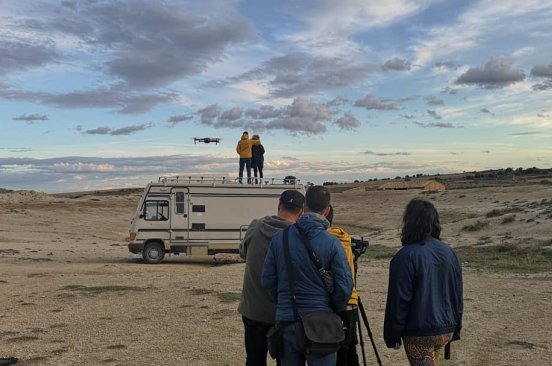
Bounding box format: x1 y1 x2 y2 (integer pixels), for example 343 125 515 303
1 185 551 365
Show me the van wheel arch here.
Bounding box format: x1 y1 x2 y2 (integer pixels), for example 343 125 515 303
142 241 165 264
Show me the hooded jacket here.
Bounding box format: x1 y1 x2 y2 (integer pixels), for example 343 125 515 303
236 133 260 159
262 212 353 322
384 238 463 348
327 227 358 306
238 215 294 323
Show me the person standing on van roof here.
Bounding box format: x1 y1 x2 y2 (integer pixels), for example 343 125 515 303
325 205 360 366
262 185 353 366
251 134 265 184
236 131 260 183
239 190 305 366
384 199 463 366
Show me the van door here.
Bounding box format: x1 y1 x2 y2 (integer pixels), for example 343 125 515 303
170 188 190 253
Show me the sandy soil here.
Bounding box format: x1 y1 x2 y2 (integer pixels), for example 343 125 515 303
0 185 551 365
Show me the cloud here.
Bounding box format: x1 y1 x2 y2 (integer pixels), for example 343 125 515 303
245 105 283 119
427 110 442 120
530 63 552 90
12 113 48 122
426 96 444 106
480 108 495 116
455 57 525 89
83 124 151 136
413 121 457 128
198 104 220 125
335 112 361 130
209 52 380 97
363 150 411 156
433 61 459 69
401 114 416 119
354 94 400 110
509 131 541 136
8 1 256 89
0 84 177 114
442 87 459 95
381 58 411 71
0 147 32 153
219 107 243 122
0 40 59 75
167 114 193 124
193 97 338 135
530 63 552 78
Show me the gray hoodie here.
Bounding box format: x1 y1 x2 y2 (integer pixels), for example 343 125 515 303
238 215 293 323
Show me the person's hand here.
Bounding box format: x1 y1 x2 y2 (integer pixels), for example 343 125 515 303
394 343 401 350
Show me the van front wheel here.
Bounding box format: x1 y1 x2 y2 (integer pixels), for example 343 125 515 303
143 242 165 264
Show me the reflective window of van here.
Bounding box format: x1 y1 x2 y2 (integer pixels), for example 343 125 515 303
144 201 169 221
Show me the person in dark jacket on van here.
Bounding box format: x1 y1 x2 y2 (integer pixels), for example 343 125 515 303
262 186 353 366
239 190 305 366
384 198 463 366
251 134 265 184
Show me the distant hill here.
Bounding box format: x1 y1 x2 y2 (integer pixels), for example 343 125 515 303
324 167 552 193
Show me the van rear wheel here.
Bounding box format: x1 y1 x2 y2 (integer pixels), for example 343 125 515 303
143 242 165 264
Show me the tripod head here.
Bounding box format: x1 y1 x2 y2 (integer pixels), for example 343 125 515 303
351 236 369 262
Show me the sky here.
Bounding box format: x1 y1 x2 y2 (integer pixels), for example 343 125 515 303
1 0 551 193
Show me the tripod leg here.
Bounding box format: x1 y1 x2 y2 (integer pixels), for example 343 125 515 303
356 307 368 366
358 297 383 366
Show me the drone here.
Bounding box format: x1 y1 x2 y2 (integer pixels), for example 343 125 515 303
194 137 221 145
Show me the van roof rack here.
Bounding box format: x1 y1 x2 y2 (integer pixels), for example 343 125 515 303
157 175 301 186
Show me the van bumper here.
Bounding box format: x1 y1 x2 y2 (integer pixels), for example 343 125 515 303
128 242 144 253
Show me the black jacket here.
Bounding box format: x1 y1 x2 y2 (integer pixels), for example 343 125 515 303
252 144 265 164
384 238 463 348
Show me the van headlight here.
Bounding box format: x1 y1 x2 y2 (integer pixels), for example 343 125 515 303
129 232 137 241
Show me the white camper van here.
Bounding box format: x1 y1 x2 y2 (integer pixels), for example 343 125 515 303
128 175 305 263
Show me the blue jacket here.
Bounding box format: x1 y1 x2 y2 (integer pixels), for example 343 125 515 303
261 212 353 322
384 238 463 348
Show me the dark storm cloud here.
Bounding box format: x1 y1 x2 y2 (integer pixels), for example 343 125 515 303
0 40 59 75
381 58 411 71
209 52 380 97
12 113 48 122
426 96 444 106
413 121 457 128
363 150 411 156
83 124 151 136
455 57 525 88
354 94 400 111
167 115 193 124
334 112 361 130
427 110 442 120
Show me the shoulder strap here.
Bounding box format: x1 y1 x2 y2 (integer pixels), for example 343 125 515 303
282 226 299 321
294 223 324 271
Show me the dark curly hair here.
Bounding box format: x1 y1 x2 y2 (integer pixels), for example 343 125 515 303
401 198 441 245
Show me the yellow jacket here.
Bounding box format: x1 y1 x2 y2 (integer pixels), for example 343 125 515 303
236 133 260 158
327 226 358 306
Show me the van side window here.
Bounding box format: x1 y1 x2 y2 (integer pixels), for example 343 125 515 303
144 201 169 221
176 192 186 214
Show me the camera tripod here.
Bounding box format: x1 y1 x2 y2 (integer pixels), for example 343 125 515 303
350 237 382 366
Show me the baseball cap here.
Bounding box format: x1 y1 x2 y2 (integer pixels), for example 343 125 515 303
279 190 305 209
